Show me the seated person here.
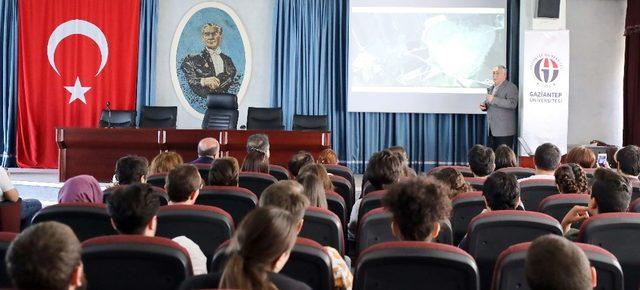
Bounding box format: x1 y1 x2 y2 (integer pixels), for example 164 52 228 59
0 167 42 226
615 145 640 185
246 133 271 158
561 168 631 240
459 171 522 249
382 176 451 242
317 148 338 165
565 146 596 169
148 151 183 175
288 151 314 178
189 137 219 164
6 221 85 290
241 150 269 174
388 145 417 177
207 157 240 186
495 144 517 170
58 175 103 204
114 155 148 185
519 143 561 182
429 167 474 199
468 144 495 178
297 163 334 208
554 163 589 194
349 150 403 238
259 180 353 290
107 183 207 275
179 207 311 290
526 235 597 290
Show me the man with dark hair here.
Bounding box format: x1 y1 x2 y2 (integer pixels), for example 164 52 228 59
526 235 596 290
6 221 85 290
107 183 207 274
166 164 202 204
115 155 149 185
468 144 495 178
520 143 561 182
615 145 640 184
383 176 451 241
246 133 270 157
483 171 522 210
561 168 631 240
208 157 240 186
189 137 219 164
288 151 314 178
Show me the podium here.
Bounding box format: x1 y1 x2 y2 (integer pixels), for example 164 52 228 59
56 128 331 182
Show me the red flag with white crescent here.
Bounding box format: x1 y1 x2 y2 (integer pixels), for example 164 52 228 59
17 0 140 168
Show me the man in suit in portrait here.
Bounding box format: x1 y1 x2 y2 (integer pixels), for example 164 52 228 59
181 23 237 97
480 65 518 150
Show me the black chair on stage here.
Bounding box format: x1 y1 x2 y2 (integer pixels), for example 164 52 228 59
246 107 284 130
139 106 177 128
292 114 329 131
99 110 136 128
201 94 239 129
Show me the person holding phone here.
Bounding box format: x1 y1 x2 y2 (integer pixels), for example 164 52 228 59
480 65 518 151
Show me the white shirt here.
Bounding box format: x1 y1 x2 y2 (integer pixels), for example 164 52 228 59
173 236 208 275
518 174 556 183
206 47 224 75
0 168 14 201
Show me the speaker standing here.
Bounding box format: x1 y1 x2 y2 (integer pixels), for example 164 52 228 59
479 65 518 151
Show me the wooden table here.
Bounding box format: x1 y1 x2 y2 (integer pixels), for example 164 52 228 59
56 128 331 182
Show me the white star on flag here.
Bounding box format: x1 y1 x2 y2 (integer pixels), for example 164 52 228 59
64 77 91 104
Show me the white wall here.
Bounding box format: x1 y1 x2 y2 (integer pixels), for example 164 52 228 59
156 0 275 129
519 0 625 147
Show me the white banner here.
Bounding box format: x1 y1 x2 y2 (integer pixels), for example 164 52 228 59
521 30 570 155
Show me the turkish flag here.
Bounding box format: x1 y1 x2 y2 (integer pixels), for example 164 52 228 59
17 0 140 168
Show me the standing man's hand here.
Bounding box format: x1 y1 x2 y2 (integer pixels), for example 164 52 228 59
479 103 487 111
487 94 494 103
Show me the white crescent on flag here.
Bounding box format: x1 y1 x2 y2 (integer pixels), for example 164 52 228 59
47 19 109 76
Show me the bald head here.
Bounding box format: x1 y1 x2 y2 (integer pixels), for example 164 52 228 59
197 138 220 158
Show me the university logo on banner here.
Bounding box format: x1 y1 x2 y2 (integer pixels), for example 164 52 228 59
17 0 141 168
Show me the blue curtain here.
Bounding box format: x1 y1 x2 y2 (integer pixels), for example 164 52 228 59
0 0 17 167
272 0 488 173
136 0 159 120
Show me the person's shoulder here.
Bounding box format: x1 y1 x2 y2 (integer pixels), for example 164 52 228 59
179 272 221 290
182 50 208 64
268 272 312 290
505 80 518 89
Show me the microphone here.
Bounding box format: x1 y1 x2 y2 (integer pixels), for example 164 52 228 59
106 101 112 128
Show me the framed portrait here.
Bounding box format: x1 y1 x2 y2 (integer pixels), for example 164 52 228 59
170 2 252 118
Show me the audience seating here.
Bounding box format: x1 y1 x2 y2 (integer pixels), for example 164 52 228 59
292 114 329 131
268 164 290 180
31 203 116 241
0 232 17 288
324 164 356 195
300 207 345 255
357 190 387 222
466 210 562 290
246 107 284 130
146 173 168 188
578 212 640 290
326 191 347 230
201 93 238 129
330 174 354 212
103 185 169 206
538 193 590 224
632 186 640 202
495 167 535 179
630 198 640 212
519 179 559 211
465 177 485 191
193 163 211 181
238 172 277 198
98 110 136 128
0 200 21 232
429 165 475 177
451 191 486 245
357 208 453 254
195 186 257 224
355 241 479 290
82 235 192 290
156 204 234 267
492 242 623 290
139 106 177 128
362 182 378 196
212 237 334 290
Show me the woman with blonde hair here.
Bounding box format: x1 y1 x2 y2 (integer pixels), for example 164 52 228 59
148 151 183 175
296 164 334 209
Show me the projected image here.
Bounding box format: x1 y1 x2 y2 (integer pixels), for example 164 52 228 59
350 7 505 92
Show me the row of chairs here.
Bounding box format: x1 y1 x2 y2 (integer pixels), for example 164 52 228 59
5 210 636 290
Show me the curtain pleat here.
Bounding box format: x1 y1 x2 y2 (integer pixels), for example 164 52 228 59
136 0 159 120
0 0 18 167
